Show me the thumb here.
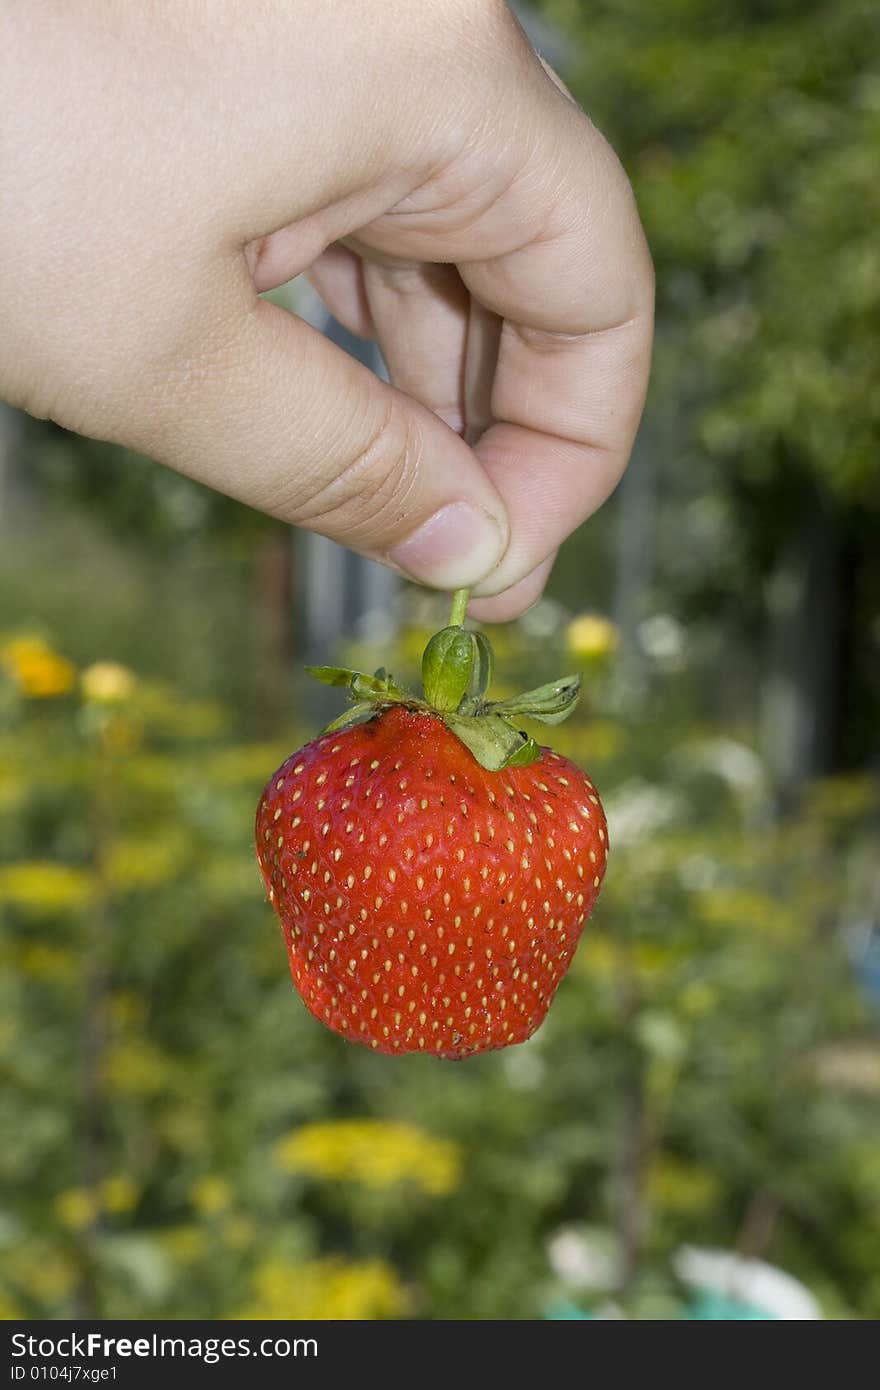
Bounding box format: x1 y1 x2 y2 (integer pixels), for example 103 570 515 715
130 298 509 592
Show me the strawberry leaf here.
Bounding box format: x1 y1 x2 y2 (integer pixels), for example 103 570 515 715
487 675 581 724
444 712 541 771
505 733 543 766
321 701 378 734
307 666 407 701
307 665 368 688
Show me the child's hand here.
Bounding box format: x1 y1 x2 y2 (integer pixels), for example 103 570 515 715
0 1 653 616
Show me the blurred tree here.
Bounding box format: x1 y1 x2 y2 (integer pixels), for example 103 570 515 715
540 0 880 793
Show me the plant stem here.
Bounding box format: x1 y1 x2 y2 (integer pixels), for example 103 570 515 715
448 588 470 628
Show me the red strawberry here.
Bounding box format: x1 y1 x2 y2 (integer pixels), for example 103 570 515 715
256 704 606 1059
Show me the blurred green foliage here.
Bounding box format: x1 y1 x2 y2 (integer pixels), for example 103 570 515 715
538 0 880 770
1 628 878 1319
544 0 880 501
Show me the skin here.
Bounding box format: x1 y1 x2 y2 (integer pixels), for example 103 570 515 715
0 0 653 620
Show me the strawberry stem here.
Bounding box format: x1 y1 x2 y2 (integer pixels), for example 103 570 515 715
310 583 578 772
448 588 470 628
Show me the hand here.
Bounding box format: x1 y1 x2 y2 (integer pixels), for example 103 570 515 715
0 0 653 618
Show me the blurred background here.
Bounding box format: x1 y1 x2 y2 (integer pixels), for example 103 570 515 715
1 0 879 1320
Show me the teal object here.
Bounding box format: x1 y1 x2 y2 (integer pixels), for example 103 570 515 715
688 1290 778 1320
545 1299 594 1320
544 1292 778 1320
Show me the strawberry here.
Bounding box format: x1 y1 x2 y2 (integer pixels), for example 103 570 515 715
256 589 608 1059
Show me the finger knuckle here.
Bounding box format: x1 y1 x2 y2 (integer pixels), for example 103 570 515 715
285 400 422 544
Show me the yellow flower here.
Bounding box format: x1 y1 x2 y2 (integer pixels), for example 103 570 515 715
102 1040 169 1096
54 1188 98 1232
18 943 77 983
0 862 92 913
647 1156 721 1215
238 1257 406 1320
4 1248 77 1305
81 661 137 704
105 833 186 890
565 614 619 661
576 933 681 983
275 1119 460 1196
2 636 76 698
696 888 797 938
100 1175 140 1215
189 1176 233 1217
160 1225 206 1264
222 1217 255 1251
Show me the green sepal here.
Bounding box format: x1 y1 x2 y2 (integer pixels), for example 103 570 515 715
504 734 542 767
421 628 477 713
306 665 408 702
307 665 365 688
486 675 581 724
321 701 378 735
464 632 494 707
443 712 540 772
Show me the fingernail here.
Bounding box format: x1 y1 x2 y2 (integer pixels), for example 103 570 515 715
387 502 507 589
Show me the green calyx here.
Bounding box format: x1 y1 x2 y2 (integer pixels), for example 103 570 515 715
307 588 581 772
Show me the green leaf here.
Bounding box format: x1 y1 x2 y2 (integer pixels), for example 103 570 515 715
444 713 540 772
505 734 542 767
306 666 407 701
487 675 581 725
307 665 366 688
321 702 377 735
351 672 406 701
421 628 477 713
